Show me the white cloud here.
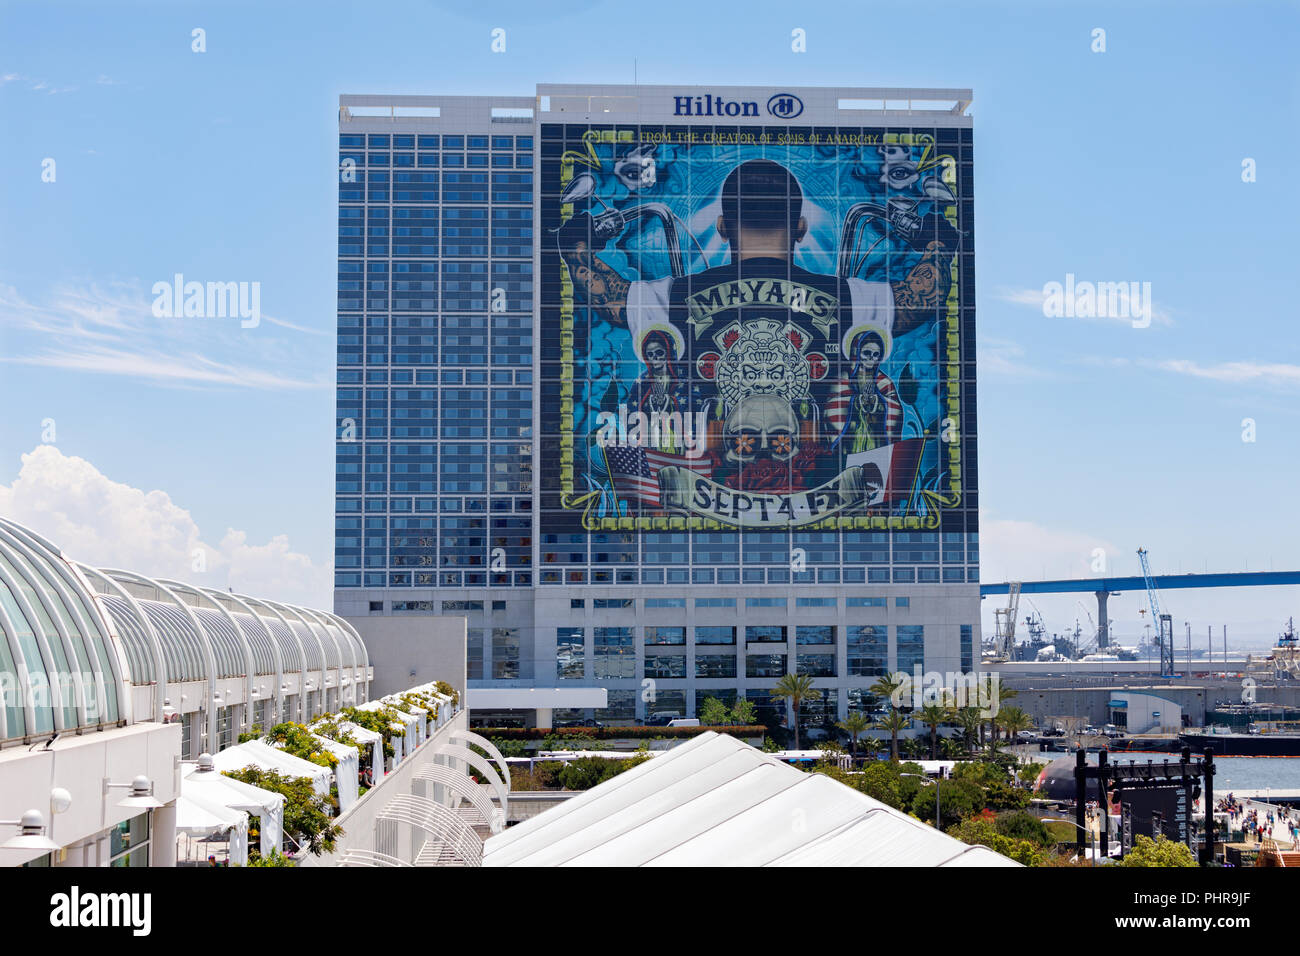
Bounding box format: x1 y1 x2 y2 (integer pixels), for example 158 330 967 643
0 446 330 607
0 280 329 391
977 336 1053 380
1148 359 1300 388
978 510 1119 583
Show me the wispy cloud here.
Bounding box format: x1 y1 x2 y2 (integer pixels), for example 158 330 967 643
977 336 1054 380
0 280 329 390
11 345 324 390
1147 359 1300 387
1 73 76 94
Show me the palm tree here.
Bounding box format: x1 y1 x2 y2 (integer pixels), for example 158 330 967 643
868 673 906 711
982 677 1019 752
873 709 910 762
954 706 983 754
837 712 871 757
999 705 1033 743
917 703 951 760
770 673 816 751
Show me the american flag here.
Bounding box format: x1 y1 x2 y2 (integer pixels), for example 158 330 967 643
604 445 710 508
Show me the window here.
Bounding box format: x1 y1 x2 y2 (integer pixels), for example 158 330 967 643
797 654 836 677
795 597 836 608
645 655 686 679
960 624 974 672
896 597 910 608
746 597 787 608
646 597 685 608
492 627 521 679
897 625 924 673
694 597 736 608
557 627 584 680
443 600 484 612
644 626 686 646
594 598 634 609
847 625 887 677
695 626 735 645
746 625 786 644
570 598 585 609
796 625 834 645
108 814 151 868
746 654 787 679
695 655 737 679
594 627 634 678
847 596 886 608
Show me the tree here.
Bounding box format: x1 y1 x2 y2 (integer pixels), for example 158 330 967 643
868 673 906 712
873 709 910 762
953 707 983 754
770 673 817 751
983 680 1019 752
947 815 1044 866
998 705 1033 743
222 767 343 857
1116 835 1198 868
730 697 756 725
917 704 951 760
836 712 871 756
912 777 985 829
994 810 1051 846
699 696 731 726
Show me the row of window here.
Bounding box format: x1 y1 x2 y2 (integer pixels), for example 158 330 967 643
335 566 981 588
554 624 923 680
341 134 533 150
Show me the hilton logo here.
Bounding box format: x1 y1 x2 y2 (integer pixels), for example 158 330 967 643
766 93 804 118
672 92 804 119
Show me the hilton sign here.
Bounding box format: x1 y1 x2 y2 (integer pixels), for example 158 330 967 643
672 92 804 119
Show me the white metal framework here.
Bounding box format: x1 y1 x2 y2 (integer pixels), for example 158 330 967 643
413 764 504 833
373 794 482 867
0 517 371 753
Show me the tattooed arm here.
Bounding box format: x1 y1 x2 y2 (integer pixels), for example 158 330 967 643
557 212 631 329
891 241 953 337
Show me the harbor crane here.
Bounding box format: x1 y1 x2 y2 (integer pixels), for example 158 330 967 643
987 581 1021 662
1137 548 1176 677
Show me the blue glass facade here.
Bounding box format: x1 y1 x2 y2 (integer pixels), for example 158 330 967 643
336 88 983 726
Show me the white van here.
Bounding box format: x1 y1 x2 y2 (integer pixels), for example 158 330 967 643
667 718 701 728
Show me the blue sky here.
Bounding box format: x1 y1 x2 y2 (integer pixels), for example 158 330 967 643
1 0 1297 645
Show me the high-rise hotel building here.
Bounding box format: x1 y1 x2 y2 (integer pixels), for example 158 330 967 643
335 86 979 730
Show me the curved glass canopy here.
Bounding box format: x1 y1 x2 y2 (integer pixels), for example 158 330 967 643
0 517 370 748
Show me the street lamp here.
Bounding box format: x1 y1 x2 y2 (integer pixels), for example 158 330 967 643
0 810 61 851
901 772 942 828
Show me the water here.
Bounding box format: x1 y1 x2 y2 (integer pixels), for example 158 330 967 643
1213 757 1300 792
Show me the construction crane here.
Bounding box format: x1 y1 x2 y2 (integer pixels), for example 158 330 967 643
1137 548 1176 677
987 582 1021 662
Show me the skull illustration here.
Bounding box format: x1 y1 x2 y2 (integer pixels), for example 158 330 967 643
723 394 799 464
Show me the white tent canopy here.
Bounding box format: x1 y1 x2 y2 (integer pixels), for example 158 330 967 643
175 791 249 866
483 733 1020 868
355 700 415 767
210 739 332 797
313 719 383 782
313 734 360 812
183 764 286 858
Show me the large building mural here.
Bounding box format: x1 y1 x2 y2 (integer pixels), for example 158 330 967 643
541 123 972 534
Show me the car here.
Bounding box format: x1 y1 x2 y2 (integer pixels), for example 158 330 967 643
1042 728 1065 737
1017 730 1037 740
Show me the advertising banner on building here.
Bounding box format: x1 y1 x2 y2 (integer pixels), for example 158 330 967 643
541 121 972 534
